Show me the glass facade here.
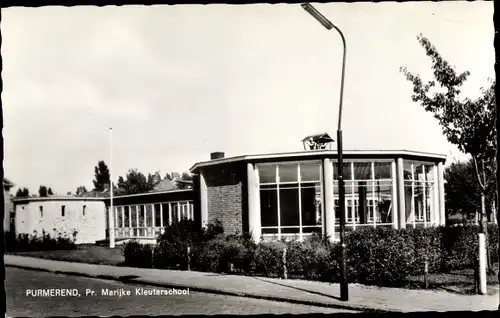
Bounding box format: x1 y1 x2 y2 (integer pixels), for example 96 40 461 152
256 157 442 241
403 161 436 228
334 160 394 232
258 161 322 239
112 200 194 239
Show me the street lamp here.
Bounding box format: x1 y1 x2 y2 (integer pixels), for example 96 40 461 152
301 2 348 301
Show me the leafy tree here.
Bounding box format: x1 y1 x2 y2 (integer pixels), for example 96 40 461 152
400 34 496 230
76 186 88 195
15 187 30 197
47 188 53 195
39 185 48 197
93 161 110 191
116 169 155 195
181 172 193 181
148 171 162 187
445 159 481 223
400 34 496 272
445 159 497 224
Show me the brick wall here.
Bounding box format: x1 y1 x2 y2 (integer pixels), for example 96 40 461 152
203 163 247 235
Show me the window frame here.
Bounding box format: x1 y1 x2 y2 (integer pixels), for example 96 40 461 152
332 159 395 229
257 160 323 240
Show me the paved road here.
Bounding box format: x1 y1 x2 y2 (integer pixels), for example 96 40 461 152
5 268 357 316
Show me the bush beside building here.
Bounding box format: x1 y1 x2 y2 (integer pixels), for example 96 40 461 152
123 221 498 288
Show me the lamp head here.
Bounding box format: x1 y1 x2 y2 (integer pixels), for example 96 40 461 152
301 3 334 30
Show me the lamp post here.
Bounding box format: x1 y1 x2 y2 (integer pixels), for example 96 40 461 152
109 127 115 248
301 2 348 301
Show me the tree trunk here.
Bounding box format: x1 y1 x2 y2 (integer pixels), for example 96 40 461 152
480 194 493 274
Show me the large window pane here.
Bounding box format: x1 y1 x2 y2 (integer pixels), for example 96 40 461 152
146 205 153 227
355 180 370 224
171 204 179 223
404 184 413 223
344 180 354 199
130 206 137 227
139 205 145 227
161 203 169 226
154 204 161 227
425 183 433 222
280 188 299 226
353 162 372 180
262 228 278 234
124 206 130 228
346 198 357 223
301 184 321 226
278 164 298 183
300 163 320 182
414 185 424 221
281 228 300 234
414 163 426 182
117 207 123 228
374 180 393 223
260 189 278 227
259 165 276 184
182 203 189 219
403 161 413 180
333 162 351 180
374 162 392 179
425 164 435 182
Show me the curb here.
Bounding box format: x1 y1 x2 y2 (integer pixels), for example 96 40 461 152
6 264 393 313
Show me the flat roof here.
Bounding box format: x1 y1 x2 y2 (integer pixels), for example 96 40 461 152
105 188 192 200
13 196 105 203
190 149 447 173
13 189 194 203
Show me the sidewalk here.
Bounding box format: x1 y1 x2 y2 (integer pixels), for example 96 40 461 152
5 255 499 313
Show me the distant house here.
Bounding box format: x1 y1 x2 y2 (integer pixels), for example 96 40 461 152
13 196 107 244
173 178 193 189
153 178 176 192
3 178 15 232
153 174 192 191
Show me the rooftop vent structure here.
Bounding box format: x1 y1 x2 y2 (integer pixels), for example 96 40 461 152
210 152 225 160
301 133 334 151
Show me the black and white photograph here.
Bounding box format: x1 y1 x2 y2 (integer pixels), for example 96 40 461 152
1 1 498 316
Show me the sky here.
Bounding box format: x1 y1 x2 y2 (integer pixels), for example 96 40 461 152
1 2 495 195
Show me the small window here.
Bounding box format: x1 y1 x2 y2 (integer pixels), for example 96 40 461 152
83 205 87 216
61 205 66 217
39 206 43 218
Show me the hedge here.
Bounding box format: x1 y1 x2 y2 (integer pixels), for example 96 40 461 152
122 222 498 288
5 230 77 252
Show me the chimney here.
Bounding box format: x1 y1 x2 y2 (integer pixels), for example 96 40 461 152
210 152 225 160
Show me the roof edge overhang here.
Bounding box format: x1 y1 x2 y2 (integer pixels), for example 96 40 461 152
190 149 447 173
13 196 106 203
103 188 193 201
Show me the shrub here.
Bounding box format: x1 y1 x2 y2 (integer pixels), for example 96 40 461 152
440 224 498 271
152 219 224 270
344 227 416 286
286 235 337 281
487 224 499 264
408 227 443 273
253 240 286 277
5 230 76 252
123 240 154 268
122 218 498 289
195 233 256 274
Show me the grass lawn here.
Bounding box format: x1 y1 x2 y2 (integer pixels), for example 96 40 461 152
407 263 499 295
9 244 125 266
